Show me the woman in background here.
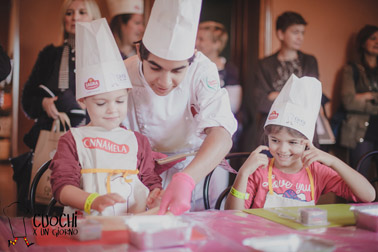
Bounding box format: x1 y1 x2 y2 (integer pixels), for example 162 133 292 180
340 25 378 177
107 0 144 59
21 0 101 149
196 21 242 151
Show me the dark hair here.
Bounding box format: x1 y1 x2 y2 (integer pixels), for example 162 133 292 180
356 25 378 55
136 40 196 64
264 125 307 139
110 14 133 41
276 11 307 32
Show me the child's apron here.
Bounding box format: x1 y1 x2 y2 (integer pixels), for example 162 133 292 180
69 126 149 216
264 158 315 208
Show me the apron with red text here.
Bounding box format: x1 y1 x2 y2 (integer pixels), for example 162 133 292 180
264 158 315 208
69 126 149 215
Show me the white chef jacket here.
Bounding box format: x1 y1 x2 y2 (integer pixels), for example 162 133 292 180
122 52 237 210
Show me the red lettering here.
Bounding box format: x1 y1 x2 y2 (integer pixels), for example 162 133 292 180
82 137 129 154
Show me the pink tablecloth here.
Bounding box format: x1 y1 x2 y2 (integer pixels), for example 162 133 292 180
1 205 377 251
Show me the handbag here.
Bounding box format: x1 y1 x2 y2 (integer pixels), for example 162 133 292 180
29 112 70 205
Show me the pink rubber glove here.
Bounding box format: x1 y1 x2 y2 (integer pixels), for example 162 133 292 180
158 172 195 215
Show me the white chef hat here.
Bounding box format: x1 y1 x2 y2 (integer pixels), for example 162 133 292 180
264 74 322 141
106 0 144 20
75 18 132 100
142 0 202 61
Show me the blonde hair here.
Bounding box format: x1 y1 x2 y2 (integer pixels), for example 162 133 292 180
60 0 101 39
198 21 228 54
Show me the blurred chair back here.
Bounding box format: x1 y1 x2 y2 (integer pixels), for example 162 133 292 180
29 160 59 215
203 152 251 210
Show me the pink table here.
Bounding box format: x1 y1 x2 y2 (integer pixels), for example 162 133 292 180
1 205 377 251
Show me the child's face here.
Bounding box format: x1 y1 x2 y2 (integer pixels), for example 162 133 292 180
83 89 128 130
268 127 306 169
278 24 305 51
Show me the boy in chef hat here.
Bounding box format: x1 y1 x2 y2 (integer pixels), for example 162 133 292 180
107 0 144 59
49 18 164 216
122 0 237 215
225 74 375 210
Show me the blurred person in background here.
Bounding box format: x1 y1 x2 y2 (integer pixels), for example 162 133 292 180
196 21 242 151
21 0 101 149
107 0 144 59
340 25 378 178
252 11 319 148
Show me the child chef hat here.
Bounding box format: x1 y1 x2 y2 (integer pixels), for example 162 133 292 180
76 18 132 100
142 0 202 61
106 0 143 20
264 74 322 141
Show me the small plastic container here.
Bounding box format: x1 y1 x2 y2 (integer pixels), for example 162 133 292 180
73 219 102 241
352 205 378 232
125 215 192 250
300 208 328 226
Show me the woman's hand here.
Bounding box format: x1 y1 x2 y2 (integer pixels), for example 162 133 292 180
42 97 59 119
91 193 126 213
356 92 374 102
147 188 163 209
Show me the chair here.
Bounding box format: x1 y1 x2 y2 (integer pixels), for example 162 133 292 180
203 152 251 210
29 160 59 215
356 150 378 201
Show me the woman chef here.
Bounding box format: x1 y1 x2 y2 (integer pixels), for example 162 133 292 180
122 0 237 215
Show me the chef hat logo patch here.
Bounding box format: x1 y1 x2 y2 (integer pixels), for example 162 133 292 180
85 78 100 90
268 111 279 120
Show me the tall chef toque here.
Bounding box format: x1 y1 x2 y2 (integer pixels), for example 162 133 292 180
142 0 202 61
106 0 144 20
264 74 322 141
75 18 132 100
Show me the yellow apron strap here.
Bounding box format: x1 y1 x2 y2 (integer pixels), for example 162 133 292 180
268 158 274 195
305 167 315 201
268 159 314 201
81 169 139 193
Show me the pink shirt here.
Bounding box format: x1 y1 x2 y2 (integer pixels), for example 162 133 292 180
50 127 162 202
245 159 360 208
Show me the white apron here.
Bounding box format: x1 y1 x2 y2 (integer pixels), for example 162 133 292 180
264 158 315 208
68 126 149 216
123 56 230 210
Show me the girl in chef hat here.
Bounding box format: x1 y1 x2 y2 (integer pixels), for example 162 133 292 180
49 18 164 216
107 0 145 59
225 74 375 210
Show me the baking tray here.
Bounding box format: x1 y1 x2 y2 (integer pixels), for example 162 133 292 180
243 234 335 252
125 215 192 249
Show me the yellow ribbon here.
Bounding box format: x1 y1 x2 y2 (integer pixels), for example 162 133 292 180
81 168 139 193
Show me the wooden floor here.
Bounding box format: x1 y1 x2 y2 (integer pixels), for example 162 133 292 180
0 161 17 217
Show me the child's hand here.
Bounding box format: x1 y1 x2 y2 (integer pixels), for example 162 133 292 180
91 193 126 213
301 140 334 168
240 145 270 175
147 188 163 209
